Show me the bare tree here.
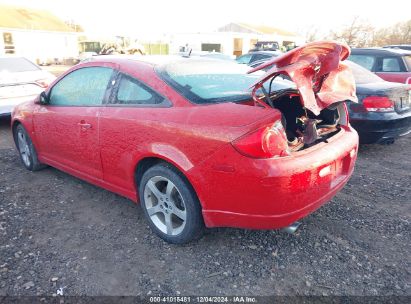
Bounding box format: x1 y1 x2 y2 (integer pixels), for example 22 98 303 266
331 16 374 47
371 19 411 46
303 25 321 42
300 18 410 47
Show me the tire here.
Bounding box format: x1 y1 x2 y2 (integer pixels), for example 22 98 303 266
14 124 46 171
139 163 205 244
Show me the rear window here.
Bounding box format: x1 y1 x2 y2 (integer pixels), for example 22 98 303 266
236 54 252 64
157 60 295 104
346 60 384 84
0 57 40 73
252 54 273 62
157 60 267 104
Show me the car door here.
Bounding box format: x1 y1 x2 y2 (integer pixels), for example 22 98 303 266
33 65 115 179
99 72 171 194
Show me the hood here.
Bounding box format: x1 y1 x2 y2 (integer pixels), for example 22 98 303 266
248 41 358 115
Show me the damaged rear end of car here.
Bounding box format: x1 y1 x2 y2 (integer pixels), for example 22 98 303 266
156 42 359 230
188 41 360 230
243 41 358 155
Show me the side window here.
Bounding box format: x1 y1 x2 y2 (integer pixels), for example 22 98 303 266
349 55 375 71
236 54 252 64
381 57 401 72
114 74 164 105
49 67 113 106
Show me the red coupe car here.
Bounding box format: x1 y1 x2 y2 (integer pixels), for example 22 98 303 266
349 48 411 84
11 41 359 244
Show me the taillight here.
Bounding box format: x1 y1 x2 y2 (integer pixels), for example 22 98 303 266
232 121 290 158
362 96 394 112
35 79 52 88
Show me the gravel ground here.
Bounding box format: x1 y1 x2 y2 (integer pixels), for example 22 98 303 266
0 116 410 297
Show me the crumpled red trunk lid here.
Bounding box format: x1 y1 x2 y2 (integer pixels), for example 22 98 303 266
248 41 358 115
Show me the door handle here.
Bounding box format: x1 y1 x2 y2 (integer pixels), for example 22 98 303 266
78 120 92 129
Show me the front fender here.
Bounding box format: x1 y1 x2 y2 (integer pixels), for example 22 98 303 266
11 101 36 146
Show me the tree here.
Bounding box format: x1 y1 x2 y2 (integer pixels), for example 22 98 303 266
371 19 411 46
302 25 321 42
331 16 374 47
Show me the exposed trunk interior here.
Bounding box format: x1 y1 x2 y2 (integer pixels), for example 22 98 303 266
266 89 347 152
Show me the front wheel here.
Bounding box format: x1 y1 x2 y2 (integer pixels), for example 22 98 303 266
139 163 205 244
14 124 45 171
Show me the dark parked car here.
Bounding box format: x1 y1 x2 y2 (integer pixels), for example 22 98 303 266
346 61 411 144
236 51 281 66
177 51 234 61
249 41 280 52
349 48 411 84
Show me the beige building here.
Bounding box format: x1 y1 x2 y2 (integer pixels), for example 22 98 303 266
0 5 81 64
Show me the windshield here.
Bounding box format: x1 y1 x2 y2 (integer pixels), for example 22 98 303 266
346 60 384 84
157 60 293 104
0 57 40 73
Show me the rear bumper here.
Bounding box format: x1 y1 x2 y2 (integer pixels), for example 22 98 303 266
189 126 359 229
350 111 411 144
0 95 37 116
201 177 349 229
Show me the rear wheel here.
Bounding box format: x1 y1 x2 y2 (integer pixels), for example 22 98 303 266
15 124 45 171
139 163 204 244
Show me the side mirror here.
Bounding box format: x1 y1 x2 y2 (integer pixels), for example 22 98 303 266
39 91 49 105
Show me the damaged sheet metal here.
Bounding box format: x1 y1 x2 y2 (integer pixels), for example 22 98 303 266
248 41 358 115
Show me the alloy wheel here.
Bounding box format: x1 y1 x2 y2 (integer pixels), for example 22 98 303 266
17 130 31 167
143 176 187 236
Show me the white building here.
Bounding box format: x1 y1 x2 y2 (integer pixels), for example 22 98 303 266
169 22 306 57
0 5 81 63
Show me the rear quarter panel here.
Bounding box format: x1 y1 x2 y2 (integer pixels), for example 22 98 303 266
98 103 281 201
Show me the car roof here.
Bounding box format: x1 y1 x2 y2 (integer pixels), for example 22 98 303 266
84 55 193 65
81 54 239 68
351 47 411 56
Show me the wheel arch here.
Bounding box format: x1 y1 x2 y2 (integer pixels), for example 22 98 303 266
11 119 22 146
134 156 203 208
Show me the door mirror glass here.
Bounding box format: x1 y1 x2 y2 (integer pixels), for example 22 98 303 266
39 91 49 104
